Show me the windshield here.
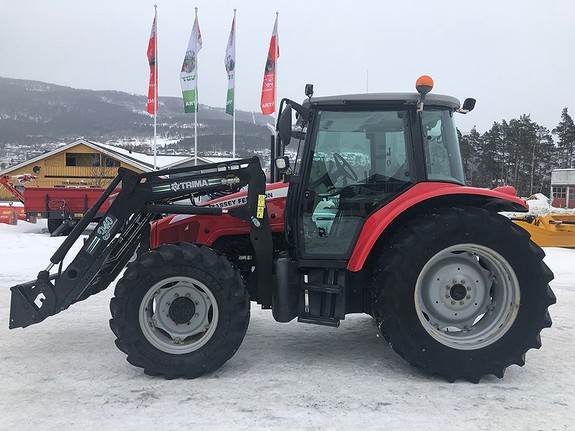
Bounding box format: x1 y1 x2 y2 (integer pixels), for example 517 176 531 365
421 109 465 184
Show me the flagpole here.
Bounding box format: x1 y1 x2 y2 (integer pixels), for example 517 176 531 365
153 4 158 170
232 100 236 158
232 9 236 159
274 11 279 127
194 7 199 166
366 69 369 93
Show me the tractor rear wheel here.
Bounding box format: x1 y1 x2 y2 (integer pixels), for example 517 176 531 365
109 243 249 379
372 207 555 382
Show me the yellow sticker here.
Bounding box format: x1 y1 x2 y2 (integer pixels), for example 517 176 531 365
255 194 266 218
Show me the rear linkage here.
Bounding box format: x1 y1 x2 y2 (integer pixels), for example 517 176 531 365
9 157 273 329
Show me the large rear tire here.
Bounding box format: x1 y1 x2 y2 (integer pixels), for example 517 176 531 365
109 243 249 379
372 207 555 382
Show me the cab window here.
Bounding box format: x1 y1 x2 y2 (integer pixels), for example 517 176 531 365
301 109 413 258
421 110 465 184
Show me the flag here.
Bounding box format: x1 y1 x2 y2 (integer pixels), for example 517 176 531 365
260 14 279 115
180 14 202 113
146 14 158 115
224 14 236 116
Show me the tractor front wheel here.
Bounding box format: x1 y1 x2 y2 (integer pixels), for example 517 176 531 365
109 243 250 379
372 207 555 382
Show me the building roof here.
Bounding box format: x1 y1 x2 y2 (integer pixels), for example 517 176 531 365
306 92 461 109
551 168 575 185
94 142 194 170
199 156 237 164
0 138 215 175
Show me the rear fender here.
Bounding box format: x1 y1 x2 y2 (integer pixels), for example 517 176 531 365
347 182 527 272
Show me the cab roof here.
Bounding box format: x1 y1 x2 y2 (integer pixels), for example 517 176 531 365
306 92 460 110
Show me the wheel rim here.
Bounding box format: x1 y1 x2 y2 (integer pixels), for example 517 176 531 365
138 276 219 354
414 244 520 350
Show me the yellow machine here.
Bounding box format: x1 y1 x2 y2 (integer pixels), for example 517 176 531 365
513 214 575 248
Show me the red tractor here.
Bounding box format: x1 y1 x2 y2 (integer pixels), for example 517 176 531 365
8 77 555 382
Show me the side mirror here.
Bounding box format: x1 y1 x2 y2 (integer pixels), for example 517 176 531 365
277 105 293 147
275 156 290 171
460 98 476 113
305 84 314 98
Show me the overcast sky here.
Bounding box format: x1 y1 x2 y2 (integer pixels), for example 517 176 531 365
1 0 573 131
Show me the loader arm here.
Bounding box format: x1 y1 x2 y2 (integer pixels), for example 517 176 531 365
9 157 273 329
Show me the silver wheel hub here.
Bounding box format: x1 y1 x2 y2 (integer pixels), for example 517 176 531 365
415 244 520 350
139 276 219 354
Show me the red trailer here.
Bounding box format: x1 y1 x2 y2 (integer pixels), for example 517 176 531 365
0 175 113 235
24 186 113 234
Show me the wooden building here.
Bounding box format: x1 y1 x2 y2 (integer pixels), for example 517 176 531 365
0 139 222 200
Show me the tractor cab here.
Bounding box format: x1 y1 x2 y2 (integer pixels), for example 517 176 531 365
274 78 474 263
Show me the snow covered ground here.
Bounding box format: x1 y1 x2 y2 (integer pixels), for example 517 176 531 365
0 221 574 431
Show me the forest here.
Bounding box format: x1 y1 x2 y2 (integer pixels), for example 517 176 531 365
458 107 575 196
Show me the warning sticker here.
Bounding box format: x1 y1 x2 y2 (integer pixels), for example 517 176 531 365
256 194 266 219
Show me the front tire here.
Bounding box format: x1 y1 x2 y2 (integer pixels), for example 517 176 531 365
372 207 555 382
109 243 250 379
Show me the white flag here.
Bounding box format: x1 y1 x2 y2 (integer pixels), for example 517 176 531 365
225 14 236 116
180 14 202 113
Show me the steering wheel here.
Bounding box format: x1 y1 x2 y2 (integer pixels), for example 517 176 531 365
333 153 358 181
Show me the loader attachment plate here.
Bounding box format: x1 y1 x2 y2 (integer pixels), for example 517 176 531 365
8 157 273 329
10 272 58 328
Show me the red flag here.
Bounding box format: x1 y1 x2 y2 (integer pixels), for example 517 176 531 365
147 14 158 115
260 15 279 115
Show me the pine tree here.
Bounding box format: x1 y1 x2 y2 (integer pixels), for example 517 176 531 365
552 108 575 168
511 116 539 194
476 122 505 188
458 127 481 185
451 114 561 196
532 126 558 195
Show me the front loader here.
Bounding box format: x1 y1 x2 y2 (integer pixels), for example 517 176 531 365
9 157 272 328
7 77 556 382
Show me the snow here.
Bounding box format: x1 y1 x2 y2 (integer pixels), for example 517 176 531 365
96 142 191 169
106 137 182 149
0 221 574 430
503 193 575 219
95 142 237 170
200 156 237 164
0 201 23 207
525 193 555 215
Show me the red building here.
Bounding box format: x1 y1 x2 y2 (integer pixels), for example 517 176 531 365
551 169 575 208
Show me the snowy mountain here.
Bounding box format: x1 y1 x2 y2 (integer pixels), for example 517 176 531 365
0 77 273 156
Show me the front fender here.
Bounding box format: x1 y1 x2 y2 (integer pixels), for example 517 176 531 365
346 182 527 272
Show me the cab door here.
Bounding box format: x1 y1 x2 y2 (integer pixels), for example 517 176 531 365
296 108 416 260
